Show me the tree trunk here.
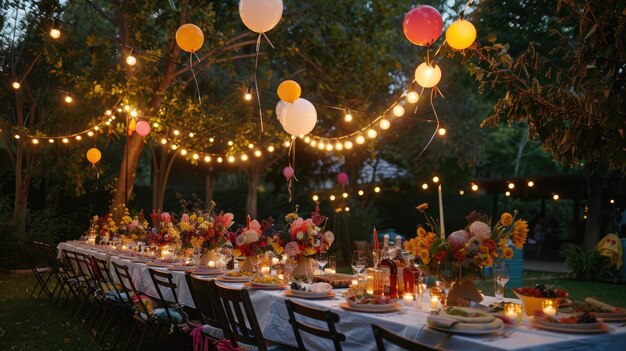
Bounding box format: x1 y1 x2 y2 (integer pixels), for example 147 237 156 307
12 143 28 233
584 176 604 250
205 172 215 205
246 164 261 218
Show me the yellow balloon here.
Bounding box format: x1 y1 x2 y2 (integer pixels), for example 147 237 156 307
86 148 102 164
277 80 301 103
445 19 476 50
176 23 204 52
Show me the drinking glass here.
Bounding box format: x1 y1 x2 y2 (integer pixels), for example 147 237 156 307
327 256 336 273
436 262 456 306
493 262 510 301
316 252 328 273
351 250 366 275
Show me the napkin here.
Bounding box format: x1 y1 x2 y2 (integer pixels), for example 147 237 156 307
426 315 460 328
298 282 333 293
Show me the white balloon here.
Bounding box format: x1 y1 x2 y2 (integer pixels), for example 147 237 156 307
239 0 283 33
282 98 317 137
275 100 291 127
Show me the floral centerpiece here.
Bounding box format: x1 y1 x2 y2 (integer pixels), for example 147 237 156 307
146 211 181 250
88 205 135 244
118 210 149 246
404 203 528 304
270 205 334 275
178 202 234 261
226 217 274 271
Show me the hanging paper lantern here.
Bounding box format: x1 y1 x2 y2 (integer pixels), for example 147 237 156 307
337 172 349 186
414 62 442 88
281 98 317 136
239 0 283 33
282 166 294 178
277 80 301 103
403 5 443 46
175 23 204 52
86 148 102 164
445 19 477 50
276 100 291 126
136 121 151 136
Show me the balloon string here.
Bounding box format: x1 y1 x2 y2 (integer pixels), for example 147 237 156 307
262 32 275 49
414 84 426 114
414 89 440 161
254 33 264 133
190 52 205 117
92 163 100 179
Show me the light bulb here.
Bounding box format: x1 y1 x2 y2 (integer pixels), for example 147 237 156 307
244 87 253 101
407 91 419 104
105 110 112 115
48 139 54 143
32 138 39 144
344 110 353 122
204 156 211 162
62 138 69 143
130 110 138 117
422 183 428 190
459 190 465 195
160 138 167 144
553 194 559 200
367 129 377 139
217 157 223 163
75 135 82 140
189 132 195 138
180 149 188 155
94 126 99 131
310 140 317 147
153 122 159 128
254 150 262 157
171 144 178 150
527 181 534 187
356 135 365 144
508 183 515 189
415 62 442 88
344 141 353 149
344 206 350 212
358 190 364 196
64 95 73 103
335 142 343 151
471 184 479 191
12 81 20 89
342 192 348 198
317 142 325 150
374 186 381 193
505 191 511 197
392 104 405 117
248 143 254 149
432 176 440 183
329 195 336 201
267 145 275 152
325 143 333 151
126 55 137 66
304 136 311 143
438 127 447 136
49 28 61 39
192 153 199 160
241 154 248 161
284 140 291 148
14 135 20 139
228 156 235 163
173 130 180 136
87 131 94 137
379 119 390 130
209 137 215 143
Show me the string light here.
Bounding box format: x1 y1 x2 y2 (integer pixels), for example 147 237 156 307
204 156 211 162
160 138 167 144
312 195 319 201
227 156 235 163
126 54 137 66
553 194 560 200
374 186 381 193
344 109 353 122
527 181 534 187
105 110 112 116
217 157 223 163
244 87 253 101
310 140 317 147
344 141 353 149
180 149 188 156
505 191 511 197
254 150 262 157
48 138 54 143
130 110 138 117
240 154 248 161
189 132 195 138
171 144 178 150
610 199 615 204
406 90 419 104
379 119 390 130
49 28 61 39
173 130 180 136
422 183 428 190
356 135 365 144
75 135 82 140
14 135 20 139
438 124 447 136
267 145 275 152
62 138 69 143
329 195 336 201
12 81 21 90
367 129 377 139
64 95 73 103
325 143 333 151
392 104 405 117
432 176 440 183
358 190 364 196
209 137 215 143
508 182 515 189
335 142 343 151
248 143 254 149
87 131 94 137
317 142 325 150
192 153 199 160
153 122 159 128
344 206 350 212
284 140 291 148
459 189 465 195
342 192 348 198
471 184 479 191
31 138 39 144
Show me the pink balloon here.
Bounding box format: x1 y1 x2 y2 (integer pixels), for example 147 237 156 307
136 121 151 136
337 172 349 186
282 166 294 178
403 5 443 46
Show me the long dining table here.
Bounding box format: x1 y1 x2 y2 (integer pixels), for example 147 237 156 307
57 241 626 351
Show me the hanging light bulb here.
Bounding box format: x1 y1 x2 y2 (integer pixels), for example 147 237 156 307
126 54 137 66
312 195 319 201
105 110 112 116
64 95 73 103
228 156 235 163
75 135 82 141
422 183 429 190
342 192 348 198
153 122 159 128
204 156 211 163
240 154 248 161
304 136 311 143
471 184 479 191
14 135 20 139
284 140 291 148
49 28 61 39
329 195 336 201
438 121 446 136
392 104 405 117
62 138 69 143
248 143 254 149
192 153 199 160
459 189 465 195
379 119 390 130
267 145 275 152
344 109 353 122
527 180 534 187
432 176 440 183
87 131 94 137
358 190 364 196
31 138 39 144
180 149 188 156
326 143 334 151
505 191 511 197
367 129 377 139
173 130 180 136
317 141 325 150
335 142 343 151
171 144 178 150
414 62 442 88
130 110 138 117
48 138 54 144
406 89 419 104
508 182 515 189
344 140 353 149
160 138 167 144
209 137 215 143
254 150 262 157
310 140 317 147
217 157 223 163
12 81 21 90
356 135 365 144
374 186 381 193
244 87 253 101
189 132 195 138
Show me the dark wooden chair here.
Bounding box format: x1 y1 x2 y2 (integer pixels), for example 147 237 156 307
147 268 190 328
19 241 54 300
213 283 268 351
36 241 75 305
371 324 438 351
184 273 231 343
63 250 96 318
285 299 345 351
112 261 162 351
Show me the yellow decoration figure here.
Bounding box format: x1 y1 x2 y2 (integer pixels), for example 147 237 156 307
596 233 623 269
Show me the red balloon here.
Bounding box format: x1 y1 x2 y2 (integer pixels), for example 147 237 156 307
403 5 443 46
337 172 349 186
283 166 294 179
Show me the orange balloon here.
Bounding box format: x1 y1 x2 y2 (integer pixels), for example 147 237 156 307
277 80 301 103
176 23 204 52
86 148 101 164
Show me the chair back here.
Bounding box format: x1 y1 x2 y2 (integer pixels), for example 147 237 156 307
90 255 124 300
214 283 267 351
63 250 88 280
111 261 150 315
371 324 438 351
147 268 183 325
285 299 345 351
184 273 228 331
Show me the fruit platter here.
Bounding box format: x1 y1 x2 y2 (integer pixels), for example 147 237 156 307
531 311 611 333
571 298 626 321
343 293 399 312
248 275 287 288
220 270 254 282
513 284 568 316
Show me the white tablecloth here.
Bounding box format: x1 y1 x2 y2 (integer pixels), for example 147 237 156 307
57 242 626 351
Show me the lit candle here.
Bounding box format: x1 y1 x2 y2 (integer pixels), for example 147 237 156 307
505 307 518 320
438 185 445 235
272 257 280 266
278 274 284 281
543 305 556 316
351 279 358 287
366 289 374 295
403 293 414 306
431 296 440 310
261 266 270 275
208 261 216 268
324 268 336 274
246 215 251 229
373 226 379 251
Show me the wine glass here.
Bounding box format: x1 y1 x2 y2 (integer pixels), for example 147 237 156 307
316 252 328 273
493 262 510 301
436 262 456 306
351 250 366 275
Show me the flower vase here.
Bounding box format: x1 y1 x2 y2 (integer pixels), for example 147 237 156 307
446 279 483 306
292 256 314 277
239 256 255 272
200 249 218 266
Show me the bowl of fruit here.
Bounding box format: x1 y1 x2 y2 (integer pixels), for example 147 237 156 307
513 284 567 316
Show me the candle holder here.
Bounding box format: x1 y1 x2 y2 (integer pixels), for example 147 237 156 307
542 299 557 316
403 293 414 306
505 302 522 325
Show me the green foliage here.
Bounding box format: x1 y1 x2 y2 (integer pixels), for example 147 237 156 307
562 243 613 281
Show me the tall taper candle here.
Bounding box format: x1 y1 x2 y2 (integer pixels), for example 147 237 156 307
373 226 379 251
438 185 445 236
246 215 250 230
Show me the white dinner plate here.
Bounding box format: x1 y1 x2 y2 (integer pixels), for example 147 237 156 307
289 289 333 298
530 321 612 334
346 299 398 311
284 290 336 300
339 302 402 313
428 324 505 335
219 274 253 282
244 282 287 290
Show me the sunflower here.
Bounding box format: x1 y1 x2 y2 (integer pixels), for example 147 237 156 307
502 246 514 259
418 249 431 264
500 212 513 226
512 220 528 249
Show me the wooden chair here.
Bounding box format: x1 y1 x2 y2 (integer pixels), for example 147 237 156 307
112 261 162 351
147 268 190 328
184 273 231 343
285 299 345 351
213 283 268 351
63 250 96 318
371 324 438 351
19 241 54 300
34 241 73 304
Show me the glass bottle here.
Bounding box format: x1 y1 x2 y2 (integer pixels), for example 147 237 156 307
394 235 405 295
379 257 397 299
